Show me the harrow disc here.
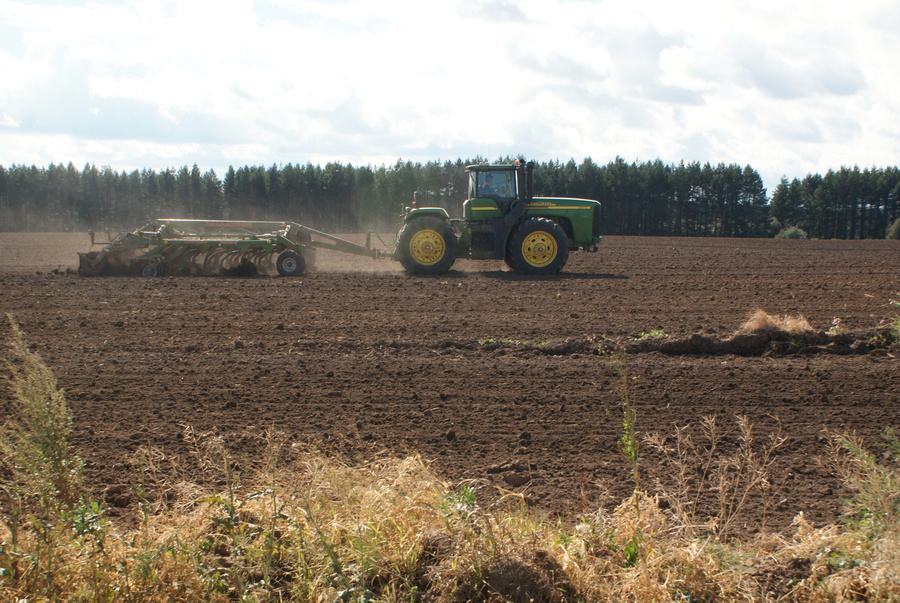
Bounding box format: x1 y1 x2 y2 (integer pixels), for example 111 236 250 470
202 248 230 273
220 249 244 270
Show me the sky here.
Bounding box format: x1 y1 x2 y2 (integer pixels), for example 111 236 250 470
1 0 898 194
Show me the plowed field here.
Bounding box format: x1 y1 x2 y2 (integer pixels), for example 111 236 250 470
1 233 898 535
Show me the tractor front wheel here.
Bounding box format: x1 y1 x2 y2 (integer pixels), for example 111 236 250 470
276 250 306 276
505 218 569 275
397 217 457 275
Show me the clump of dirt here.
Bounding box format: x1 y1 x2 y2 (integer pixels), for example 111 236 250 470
441 550 576 603
219 260 259 277
622 328 897 357
750 557 812 600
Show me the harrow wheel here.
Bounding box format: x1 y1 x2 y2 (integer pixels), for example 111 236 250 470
276 250 306 276
142 262 164 277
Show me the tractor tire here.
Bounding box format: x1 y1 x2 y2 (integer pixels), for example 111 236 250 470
505 218 569 275
276 250 306 276
397 216 457 275
79 252 107 277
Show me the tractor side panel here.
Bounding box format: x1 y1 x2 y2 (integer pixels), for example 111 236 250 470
525 198 601 247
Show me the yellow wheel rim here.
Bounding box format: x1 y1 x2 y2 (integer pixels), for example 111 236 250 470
521 231 558 267
409 229 446 265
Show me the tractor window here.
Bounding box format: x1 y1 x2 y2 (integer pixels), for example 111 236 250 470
473 171 515 198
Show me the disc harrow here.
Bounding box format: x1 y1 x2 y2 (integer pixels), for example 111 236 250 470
78 218 388 277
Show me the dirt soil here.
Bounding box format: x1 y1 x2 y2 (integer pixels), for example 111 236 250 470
1 233 898 536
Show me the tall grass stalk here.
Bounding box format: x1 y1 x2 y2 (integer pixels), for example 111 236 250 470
646 415 786 539
1 314 83 508
1 315 85 599
612 356 651 588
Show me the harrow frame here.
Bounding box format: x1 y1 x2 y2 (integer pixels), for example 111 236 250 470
78 218 389 277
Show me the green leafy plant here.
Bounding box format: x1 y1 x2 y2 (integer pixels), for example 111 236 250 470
830 429 900 538
441 486 478 525
635 329 669 340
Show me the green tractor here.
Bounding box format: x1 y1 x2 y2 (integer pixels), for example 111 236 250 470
396 160 601 275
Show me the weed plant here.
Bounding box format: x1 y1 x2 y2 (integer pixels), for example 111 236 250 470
1 320 899 601
1 314 83 508
634 329 669 340
882 299 900 340
645 415 787 540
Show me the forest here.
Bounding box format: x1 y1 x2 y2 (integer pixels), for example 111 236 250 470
0 157 898 239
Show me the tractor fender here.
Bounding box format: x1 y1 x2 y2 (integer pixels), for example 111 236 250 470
403 207 450 223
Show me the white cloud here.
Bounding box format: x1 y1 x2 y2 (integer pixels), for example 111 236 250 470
1 112 20 127
0 0 898 193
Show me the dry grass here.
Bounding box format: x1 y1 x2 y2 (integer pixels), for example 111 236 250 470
3 317 900 602
738 308 814 335
2 428 900 602
646 415 787 540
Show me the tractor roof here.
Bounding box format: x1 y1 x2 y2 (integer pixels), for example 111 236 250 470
465 162 524 172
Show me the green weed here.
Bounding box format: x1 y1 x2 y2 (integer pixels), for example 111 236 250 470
1 314 83 509
477 336 522 345
830 429 900 538
882 299 900 339
635 329 669 340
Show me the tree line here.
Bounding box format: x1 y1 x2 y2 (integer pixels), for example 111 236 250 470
770 167 900 240
0 158 898 238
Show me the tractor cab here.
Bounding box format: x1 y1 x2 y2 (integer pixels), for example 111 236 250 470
464 161 533 220
470 168 514 201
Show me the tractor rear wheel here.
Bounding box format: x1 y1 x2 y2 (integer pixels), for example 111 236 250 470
397 216 457 275
276 250 306 276
505 218 569 275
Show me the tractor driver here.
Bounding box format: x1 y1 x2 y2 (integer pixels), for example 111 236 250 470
480 173 495 196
